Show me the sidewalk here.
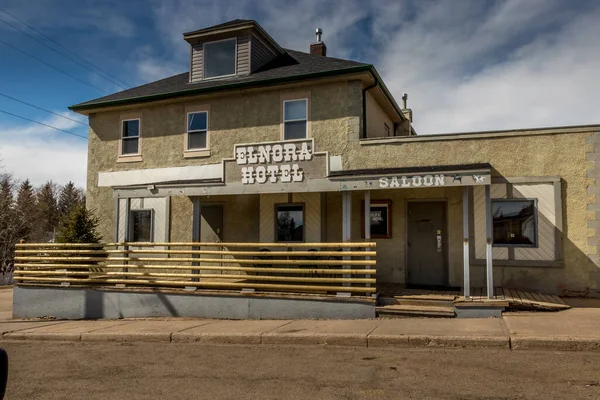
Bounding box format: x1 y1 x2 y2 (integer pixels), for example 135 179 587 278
1 290 599 351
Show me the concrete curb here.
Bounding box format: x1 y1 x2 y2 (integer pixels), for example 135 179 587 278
1 330 513 350
511 336 600 351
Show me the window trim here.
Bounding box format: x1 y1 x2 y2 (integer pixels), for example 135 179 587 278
491 198 538 248
282 98 308 140
202 37 237 80
119 118 142 159
184 105 211 158
361 199 392 239
186 111 209 151
274 202 306 243
280 92 311 140
128 209 154 243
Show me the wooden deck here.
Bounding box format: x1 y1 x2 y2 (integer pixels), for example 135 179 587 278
378 283 570 311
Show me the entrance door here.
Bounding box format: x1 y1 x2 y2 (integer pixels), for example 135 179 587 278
407 202 447 287
200 205 224 243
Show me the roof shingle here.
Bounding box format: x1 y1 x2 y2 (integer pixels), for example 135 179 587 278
70 50 371 110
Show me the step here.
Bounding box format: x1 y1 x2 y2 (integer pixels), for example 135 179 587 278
376 304 456 318
378 297 455 308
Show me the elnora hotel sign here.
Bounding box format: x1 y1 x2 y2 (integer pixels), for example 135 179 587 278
224 138 328 186
235 141 313 184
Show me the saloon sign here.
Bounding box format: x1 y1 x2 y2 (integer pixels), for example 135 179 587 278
235 141 313 184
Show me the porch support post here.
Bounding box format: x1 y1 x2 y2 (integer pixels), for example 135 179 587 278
463 186 470 299
338 191 352 296
485 185 494 299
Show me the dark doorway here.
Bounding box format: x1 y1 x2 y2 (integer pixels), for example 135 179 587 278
200 205 224 243
407 201 448 287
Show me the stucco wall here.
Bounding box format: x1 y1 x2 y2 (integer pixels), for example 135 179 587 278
347 132 596 295
87 80 362 240
84 76 599 296
365 91 393 138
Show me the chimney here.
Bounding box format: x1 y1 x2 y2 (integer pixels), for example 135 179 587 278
401 93 413 123
310 28 327 56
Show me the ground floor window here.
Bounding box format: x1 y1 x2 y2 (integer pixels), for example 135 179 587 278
362 200 392 238
129 209 153 242
492 199 537 247
275 204 304 242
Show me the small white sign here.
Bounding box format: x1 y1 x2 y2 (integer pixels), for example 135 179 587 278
379 175 446 188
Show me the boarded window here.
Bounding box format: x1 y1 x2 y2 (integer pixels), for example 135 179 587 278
130 210 153 242
275 204 304 242
121 119 140 155
204 38 236 78
492 200 537 247
283 99 307 140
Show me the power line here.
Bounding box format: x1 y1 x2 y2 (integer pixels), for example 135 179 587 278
0 108 87 139
0 92 87 126
0 7 131 89
0 14 128 90
0 38 110 94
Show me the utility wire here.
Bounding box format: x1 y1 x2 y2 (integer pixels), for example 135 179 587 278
0 14 128 90
0 38 110 94
0 109 87 139
0 92 87 126
0 7 131 89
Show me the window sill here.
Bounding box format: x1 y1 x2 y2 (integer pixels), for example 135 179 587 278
184 149 211 158
117 155 143 163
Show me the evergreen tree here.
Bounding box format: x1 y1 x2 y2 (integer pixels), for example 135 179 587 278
15 179 37 241
56 205 102 243
57 181 83 223
0 174 21 273
35 181 59 242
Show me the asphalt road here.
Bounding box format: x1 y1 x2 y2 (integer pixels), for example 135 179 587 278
1 341 600 400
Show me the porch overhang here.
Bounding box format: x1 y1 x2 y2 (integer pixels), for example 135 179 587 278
107 163 492 198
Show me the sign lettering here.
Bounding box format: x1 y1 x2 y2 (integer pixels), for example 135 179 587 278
236 141 313 184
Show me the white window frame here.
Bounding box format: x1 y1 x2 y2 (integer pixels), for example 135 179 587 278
128 209 154 243
282 99 308 140
120 118 141 157
202 37 237 80
186 111 209 151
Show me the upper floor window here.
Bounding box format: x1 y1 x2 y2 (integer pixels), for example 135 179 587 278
283 99 307 140
121 119 140 155
204 38 236 79
187 111 208 150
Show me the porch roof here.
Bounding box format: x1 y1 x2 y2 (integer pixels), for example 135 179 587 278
328 163 492 180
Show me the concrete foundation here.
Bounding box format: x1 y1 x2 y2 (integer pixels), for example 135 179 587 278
12 286 376 320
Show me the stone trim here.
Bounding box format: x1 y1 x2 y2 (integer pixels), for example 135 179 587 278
586 133 600 269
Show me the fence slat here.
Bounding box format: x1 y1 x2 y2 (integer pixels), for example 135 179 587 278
13 241 377 296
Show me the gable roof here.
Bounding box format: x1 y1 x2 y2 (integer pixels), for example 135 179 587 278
69 50 377 112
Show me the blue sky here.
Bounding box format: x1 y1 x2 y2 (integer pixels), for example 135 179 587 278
1 0 599 187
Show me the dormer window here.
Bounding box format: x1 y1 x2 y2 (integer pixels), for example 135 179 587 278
203 38 237 79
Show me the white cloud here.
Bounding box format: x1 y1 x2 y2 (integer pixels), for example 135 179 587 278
0 113 87 187
145 0 600 133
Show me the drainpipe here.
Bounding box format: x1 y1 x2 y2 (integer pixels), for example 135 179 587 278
361 81 378 139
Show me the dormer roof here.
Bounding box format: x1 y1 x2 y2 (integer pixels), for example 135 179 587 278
183 19 284 55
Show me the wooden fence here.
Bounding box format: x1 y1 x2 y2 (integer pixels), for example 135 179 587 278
13 242 376 296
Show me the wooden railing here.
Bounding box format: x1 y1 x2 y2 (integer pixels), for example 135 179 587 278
13 242 376 296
